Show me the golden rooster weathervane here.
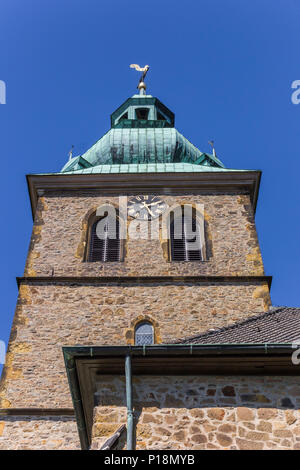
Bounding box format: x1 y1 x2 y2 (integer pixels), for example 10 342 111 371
130 64 150 94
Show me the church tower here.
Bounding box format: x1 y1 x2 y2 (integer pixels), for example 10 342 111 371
0 75 272 450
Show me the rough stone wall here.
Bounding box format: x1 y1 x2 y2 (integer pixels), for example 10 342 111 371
0 416 80 450
0 280 269 408
25 191 264 277
92 375 300 450
91 405 128 450
0 188 271 449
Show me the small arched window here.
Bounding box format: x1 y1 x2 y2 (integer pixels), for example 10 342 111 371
87 216 121 262
170 213 203 261
135 322 154 346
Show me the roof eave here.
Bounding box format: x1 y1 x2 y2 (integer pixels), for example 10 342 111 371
26 170 261 220
63 343 297 450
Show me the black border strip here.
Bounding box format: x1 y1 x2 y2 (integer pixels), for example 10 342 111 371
16 275 272 289
0 408 75 416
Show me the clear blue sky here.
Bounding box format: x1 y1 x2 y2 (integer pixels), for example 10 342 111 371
0 0 299 368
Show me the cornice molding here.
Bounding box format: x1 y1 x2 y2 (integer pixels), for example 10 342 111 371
0 408 75 416
17 275 272 289
26 170 261 219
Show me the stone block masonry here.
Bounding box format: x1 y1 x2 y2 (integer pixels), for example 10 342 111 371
0 416 80 450
25 192 265 278
1 279 269 409
92 375 300 450
0 187 273 449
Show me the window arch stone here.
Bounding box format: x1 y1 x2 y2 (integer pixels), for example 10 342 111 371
76 205 126 262
125 316 161 345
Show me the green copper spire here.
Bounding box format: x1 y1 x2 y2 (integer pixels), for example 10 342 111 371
61 92 225 174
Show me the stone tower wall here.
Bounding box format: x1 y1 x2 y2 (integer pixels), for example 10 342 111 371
0 188 271 449
25 191 265 277
1 279 269 409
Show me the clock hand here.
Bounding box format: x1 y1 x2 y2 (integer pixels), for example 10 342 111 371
147 201 162 206
141 200 163 208
141 202 155 217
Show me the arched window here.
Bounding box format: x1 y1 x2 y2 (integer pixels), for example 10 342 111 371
170 212 203 261
87 215 121 262
135 322 154 346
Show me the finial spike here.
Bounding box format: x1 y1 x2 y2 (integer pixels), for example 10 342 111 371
138 81 146 95
208 140 216 158
68 145 74 161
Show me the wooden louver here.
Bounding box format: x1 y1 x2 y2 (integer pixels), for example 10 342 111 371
88 217 121 262
170 215 202 261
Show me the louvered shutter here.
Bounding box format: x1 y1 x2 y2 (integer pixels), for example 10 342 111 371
170 215 202 261
88 217 121 262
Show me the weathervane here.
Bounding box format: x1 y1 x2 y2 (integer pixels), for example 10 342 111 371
130 64 150 95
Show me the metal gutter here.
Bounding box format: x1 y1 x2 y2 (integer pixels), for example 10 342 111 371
63 343 292 358
62 343 295 449
63 350 89 450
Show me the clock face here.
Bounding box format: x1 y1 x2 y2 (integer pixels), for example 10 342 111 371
128 195 167 220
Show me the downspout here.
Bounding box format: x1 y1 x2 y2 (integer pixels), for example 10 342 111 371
125 354 134 450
